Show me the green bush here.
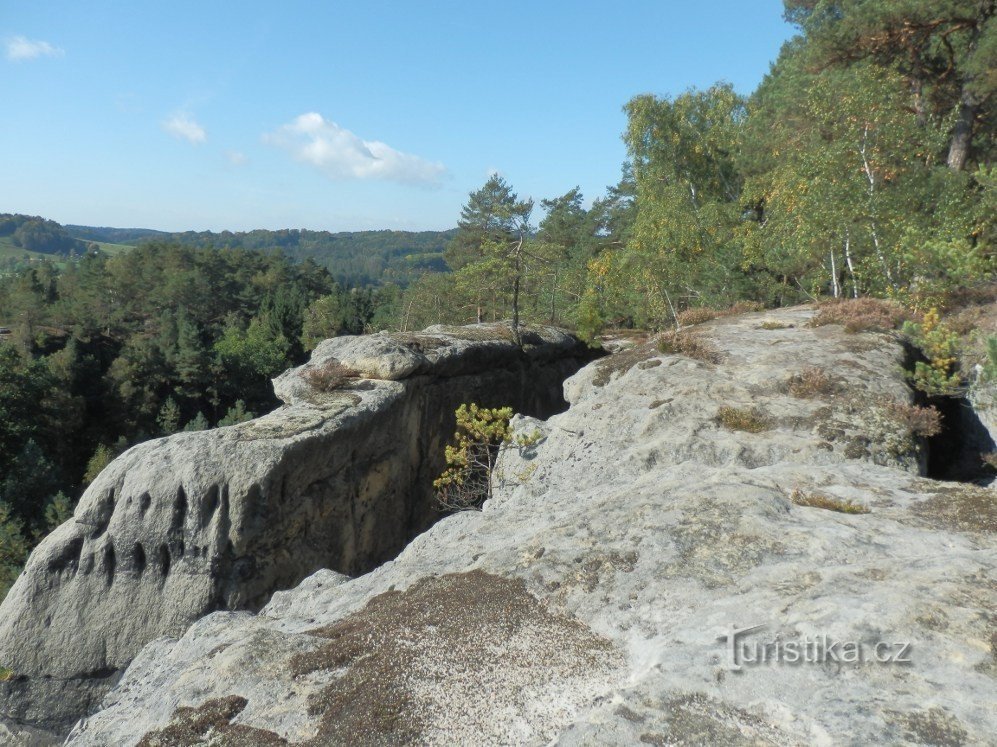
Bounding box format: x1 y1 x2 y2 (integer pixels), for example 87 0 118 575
903 309 963 396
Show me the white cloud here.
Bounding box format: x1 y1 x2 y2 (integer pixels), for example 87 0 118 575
263 113 446 186
5 36 63 61
162 113 207 144
225 150 248 166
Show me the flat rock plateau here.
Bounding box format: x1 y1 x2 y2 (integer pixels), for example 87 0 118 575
5 308 997 745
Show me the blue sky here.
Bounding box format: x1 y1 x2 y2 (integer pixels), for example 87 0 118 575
1 1 795 232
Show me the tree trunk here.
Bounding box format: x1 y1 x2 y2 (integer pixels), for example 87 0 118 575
947 86 977 171
511 238 522 346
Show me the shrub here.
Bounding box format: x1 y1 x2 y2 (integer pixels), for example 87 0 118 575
882 402 943 438
434 404 514 511
903 308 963 396
716 406 770 433
0 666 12 682
760 320 791 330
811 298 907 333
726 301 765 315
788 367 839 399
675 301 765 328
657 331 723 363
304 360 361 392
790 489 870 514
676 307 719 326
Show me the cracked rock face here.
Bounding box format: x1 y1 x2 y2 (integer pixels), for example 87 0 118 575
67 306 997 745
0 324 594 736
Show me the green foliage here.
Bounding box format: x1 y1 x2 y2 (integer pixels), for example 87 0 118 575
217 400 252 427
157 397 182 435
65 225 456 288
43 492 74 531
904 308 964 395
434 404 514 511
213 317 291 406
0 501 29 602
84 444 115 485
983 336 997 381
784 0 995 172
0 213 87 255
588 85 749 329
183 412 210 432
446 175 536 341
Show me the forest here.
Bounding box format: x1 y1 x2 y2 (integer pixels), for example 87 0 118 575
1 0 993 597
66 225 455 287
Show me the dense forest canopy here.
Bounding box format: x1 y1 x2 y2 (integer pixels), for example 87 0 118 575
0 0 993 597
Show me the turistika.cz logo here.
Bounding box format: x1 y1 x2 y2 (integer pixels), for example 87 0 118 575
717 624 913 671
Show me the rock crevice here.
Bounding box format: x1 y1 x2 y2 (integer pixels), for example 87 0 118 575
0 324 596 735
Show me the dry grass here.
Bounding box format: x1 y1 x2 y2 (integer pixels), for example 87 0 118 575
592 340 658 387
304 360 361 391
811 298 908 333
657 331 724 363
675 301 766 328
787 366 840 399
882 401 943 438
760 320 791 330
716 406 770 433
726 301 766 315
791 489 870 514
676 307 719 326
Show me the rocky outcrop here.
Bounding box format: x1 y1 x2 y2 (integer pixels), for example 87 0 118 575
0 324 596 735
65 306 996 745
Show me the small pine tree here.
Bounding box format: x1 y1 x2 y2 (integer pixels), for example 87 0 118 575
434 404 514 511
157 397 182 435
903 309 963 396
218 400 252 427
183 411 210 432
43 491 74 531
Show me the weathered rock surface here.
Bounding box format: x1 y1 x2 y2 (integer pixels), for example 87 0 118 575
0 324 595 735
64 307 997 745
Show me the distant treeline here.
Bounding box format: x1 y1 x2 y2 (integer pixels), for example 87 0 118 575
66 225 456 287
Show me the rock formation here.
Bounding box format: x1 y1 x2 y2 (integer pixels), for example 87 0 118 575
67 306 997 745
0 324 596 739
7 308 997 744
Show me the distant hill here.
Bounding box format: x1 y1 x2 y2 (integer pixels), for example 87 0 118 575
0 214 89 255
65 225 169 244
64 224 456 287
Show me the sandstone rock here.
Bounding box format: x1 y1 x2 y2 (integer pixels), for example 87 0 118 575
0 323 595 733
0 716 60 746
66 307 996 744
